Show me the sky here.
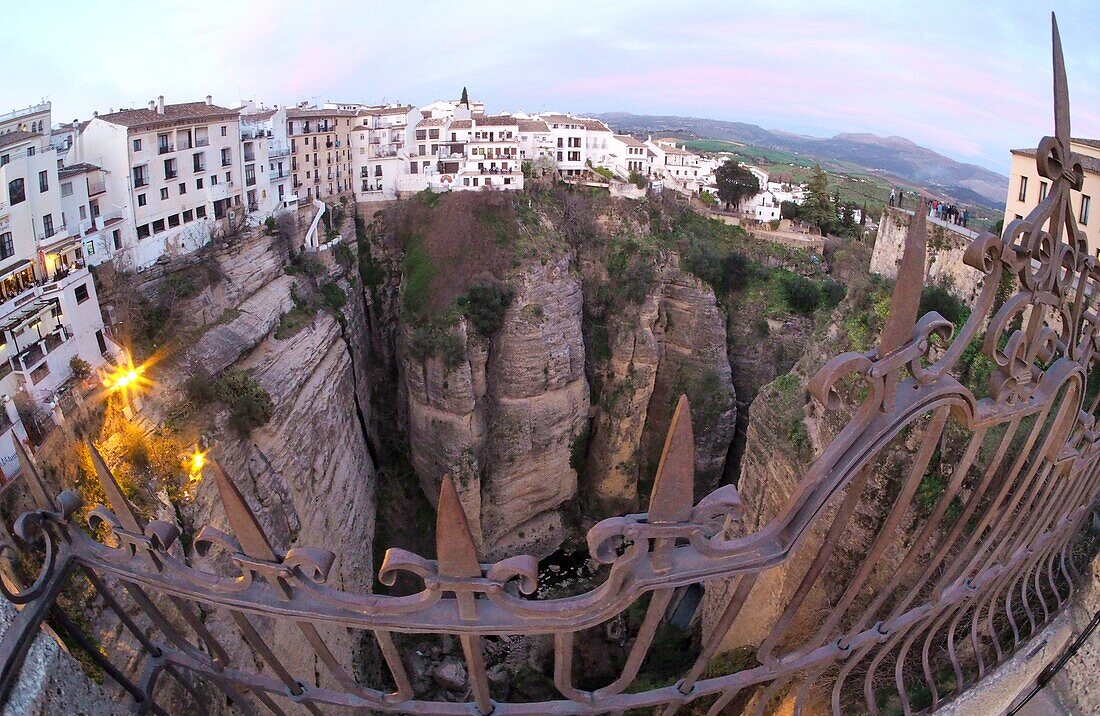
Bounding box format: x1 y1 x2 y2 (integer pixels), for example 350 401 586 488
3 1 1098 174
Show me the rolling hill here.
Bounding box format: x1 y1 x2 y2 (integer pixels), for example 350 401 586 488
592 112 1008 210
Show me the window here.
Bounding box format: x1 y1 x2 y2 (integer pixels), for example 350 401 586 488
415 130 426 140
1039 181 1048 202
193 152 205 172
168 214 180 228
1081 195 1091 226
30 362 50 385
179 182 187 195
160 187 169 200
133 165 148 187
0 233 12 260
112 229 122 250
85 240 95 255
38 170 48 193
196 205 207 219
42 214 53 237
221 148 231 166
74 283 89 303
61 181 73 197
137 224 151 239
220 126 227 137
137 193 147 207
1018 175 1028 202
183 209 194 222
79 205 87 220
196 178 204 189
164 158 177 179
133 138 142 152
152 219 166 233
8 178 25 205
210 174 218 185
225 171 231 183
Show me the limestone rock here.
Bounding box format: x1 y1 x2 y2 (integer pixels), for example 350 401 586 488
402 256 589 559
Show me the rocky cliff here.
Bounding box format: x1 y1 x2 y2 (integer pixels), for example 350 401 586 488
401 255 589 559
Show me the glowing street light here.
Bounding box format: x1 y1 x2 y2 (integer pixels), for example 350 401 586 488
188 448 206 480
102 352 152 417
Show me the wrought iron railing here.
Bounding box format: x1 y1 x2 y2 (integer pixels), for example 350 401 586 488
0 15 1097 716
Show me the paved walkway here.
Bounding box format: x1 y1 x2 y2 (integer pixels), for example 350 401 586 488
896 207 980 239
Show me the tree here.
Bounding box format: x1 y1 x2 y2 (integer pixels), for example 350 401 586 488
460 87 469 108
802 164 834 233
715 161 760 211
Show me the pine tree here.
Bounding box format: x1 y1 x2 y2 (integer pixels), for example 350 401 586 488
803 164 833 233
460 87 469 108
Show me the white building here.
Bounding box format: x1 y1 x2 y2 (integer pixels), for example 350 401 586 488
238 103 293 214
606 134 650 179
350 104 417 202
537 114 613 177
646 138 718 194
0 106 118 467
75 96 247 269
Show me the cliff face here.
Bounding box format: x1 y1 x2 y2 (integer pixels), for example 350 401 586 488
191 305 377 698
584 255 737 516
402 256 589 560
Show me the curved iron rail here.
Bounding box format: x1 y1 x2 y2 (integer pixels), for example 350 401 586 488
0 15 1098 715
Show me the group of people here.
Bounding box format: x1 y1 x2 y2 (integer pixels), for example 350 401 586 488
889 188 971 229
927 199 970 228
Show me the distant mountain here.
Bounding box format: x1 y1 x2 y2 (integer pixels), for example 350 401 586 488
592 112 1008 209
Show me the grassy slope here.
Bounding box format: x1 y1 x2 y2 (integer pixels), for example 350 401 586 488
683 138 1001 231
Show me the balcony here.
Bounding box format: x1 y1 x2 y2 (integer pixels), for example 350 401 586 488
195 138 210 147
246 176 256 187
87 180 106 196
269 147 290 159
165 170 178 180
157 144 174 155
134 177 149 188
271 170 289 180
243 152 255 162
193 164 205 173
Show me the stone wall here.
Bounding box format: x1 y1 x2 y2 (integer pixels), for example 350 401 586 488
870 207 986 304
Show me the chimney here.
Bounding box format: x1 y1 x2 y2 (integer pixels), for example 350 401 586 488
148 100 156 111
205 95 213 106
157 95 165 114
93 111 99 117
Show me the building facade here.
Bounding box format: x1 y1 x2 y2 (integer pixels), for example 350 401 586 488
287 107 356 201
76 97 246 269
0 106 118 473
1006 138 1100 252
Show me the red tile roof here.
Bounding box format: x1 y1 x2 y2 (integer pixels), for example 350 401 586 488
96 102 239 129
0 130 39 149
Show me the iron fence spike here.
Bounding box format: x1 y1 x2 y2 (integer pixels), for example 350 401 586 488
647 394 695 523
435 475 480 578
207 457 278 562
1052 13 1070 146
88 441 143 533
879 206 927 356
11 436 52 511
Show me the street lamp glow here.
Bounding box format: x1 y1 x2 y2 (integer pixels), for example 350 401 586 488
189 449 206 477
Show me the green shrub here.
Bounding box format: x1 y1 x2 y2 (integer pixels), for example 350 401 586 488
186 368 274 433
460 280 515 337
699 191 717 207
212 369 275 433
569 424 591 474
69 356 92 380
821 278 846 309
321 282 347 311
629 171 647 189
919 283 967 325
264 216 277 234
781 273 821 315
408 326 466 368
333 242 354 270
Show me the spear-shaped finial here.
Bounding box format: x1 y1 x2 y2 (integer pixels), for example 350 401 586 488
435 475 480 579
88 442 143 533
11 437 51 511
879 206 928 357
1052 13 1070 147
647 395 695 524
207 457 277 562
